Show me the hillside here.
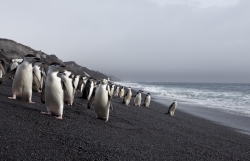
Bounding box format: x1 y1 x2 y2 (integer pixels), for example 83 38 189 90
0 38 115 80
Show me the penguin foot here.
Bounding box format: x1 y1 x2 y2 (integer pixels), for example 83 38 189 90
28 100 35 103
55 115 62 119
8 97 16 100
41 111 51 115
126 104 130 106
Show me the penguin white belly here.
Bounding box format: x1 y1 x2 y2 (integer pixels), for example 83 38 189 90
33 66 41 81
124 92 132 105
0 69 2 78
119 89 125 98
114 88 119 97
12 64 33 98
94 87 110 120
110 88 114 97
45 77 64 115
63 78 74 104
145 96 151 107
87 83 94 100
134 94 142 106
80 83 84 93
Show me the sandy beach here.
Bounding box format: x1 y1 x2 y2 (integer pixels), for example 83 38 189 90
1 79 250 160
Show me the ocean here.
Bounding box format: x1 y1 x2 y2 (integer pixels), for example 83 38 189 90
117 81 250 117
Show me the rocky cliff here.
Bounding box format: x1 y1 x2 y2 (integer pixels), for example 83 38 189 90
0 38 117 80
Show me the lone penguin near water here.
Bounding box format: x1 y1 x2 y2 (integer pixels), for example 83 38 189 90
41 62 66 119
134 90 143 107
123 87 132 106
88 78 113 122
0 54 40 103
167 100 177 116
144 93 151 108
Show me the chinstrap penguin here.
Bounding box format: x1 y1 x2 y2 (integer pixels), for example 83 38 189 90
88 78 113 122
123 87 132 106
167 100 177 116
134 90 143 107
144 93 151 108
41 62 66 119
4 54 40 103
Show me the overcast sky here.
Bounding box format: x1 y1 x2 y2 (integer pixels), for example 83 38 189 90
1 0 249 83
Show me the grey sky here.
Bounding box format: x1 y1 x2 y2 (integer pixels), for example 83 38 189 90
1 0 249 83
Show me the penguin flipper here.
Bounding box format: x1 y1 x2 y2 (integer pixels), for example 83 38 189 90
33 72 42 89
72 80 75 89
167 102 174 114
87 95 95 109
77 78 83 90
41 85 45 104
0 68 16 84
106 85 111 97
61 81 68 95
109 99 115 115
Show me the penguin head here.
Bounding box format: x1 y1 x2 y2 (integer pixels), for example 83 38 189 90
61 70 71 77
100 78 108 85
173 100 177 103
25 54 40 63
49 62 65 72
137 90 143 94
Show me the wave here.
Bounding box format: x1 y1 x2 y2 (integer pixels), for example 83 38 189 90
116 81 250 117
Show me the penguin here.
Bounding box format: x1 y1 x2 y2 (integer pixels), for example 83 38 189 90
41 62 66 119
113 86 120 97
40 67 47 88
10 59 23 71
88 78 112 122
73 74 80 95
6 58 23 79
60 70 75 106
167 100 177 116
144 93 151 108
32 61 45 92
82 78 94 100
119 86 125 98
0 59 6 79
2 54 40 103
81 76 88 91
134 90 143 107
123 87 132 106
76 76 87 93
109 84 115 98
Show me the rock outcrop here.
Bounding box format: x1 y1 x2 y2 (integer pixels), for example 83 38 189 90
0 38 115 80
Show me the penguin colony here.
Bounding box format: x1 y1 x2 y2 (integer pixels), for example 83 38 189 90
0 52 177 121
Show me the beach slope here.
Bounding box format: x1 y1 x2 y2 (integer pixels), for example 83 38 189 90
0 80 250 160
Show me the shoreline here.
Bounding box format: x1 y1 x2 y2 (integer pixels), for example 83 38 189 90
120 82 250 136
0 80 250 160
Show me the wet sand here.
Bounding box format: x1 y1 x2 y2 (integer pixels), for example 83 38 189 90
0 80 250 160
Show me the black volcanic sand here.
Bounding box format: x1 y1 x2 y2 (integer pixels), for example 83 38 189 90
0 80 250 160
